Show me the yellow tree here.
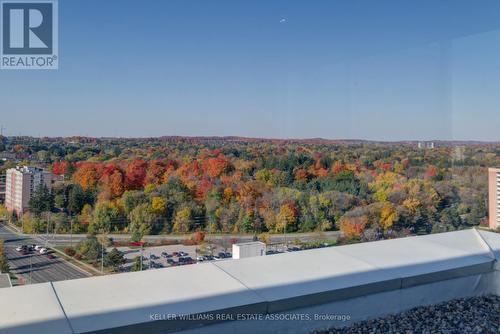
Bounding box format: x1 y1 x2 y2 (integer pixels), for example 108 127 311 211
380 203 398 230
277 203 298 233
403 198 420 214
173 207 192 233
151 197 167 216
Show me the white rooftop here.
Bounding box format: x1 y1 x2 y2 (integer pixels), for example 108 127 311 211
0 229 498 334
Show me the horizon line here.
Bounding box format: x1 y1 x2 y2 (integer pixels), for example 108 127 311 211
2 134 500 144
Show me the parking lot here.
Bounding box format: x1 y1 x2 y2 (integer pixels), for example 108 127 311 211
113 241 325 272
115 243 233 271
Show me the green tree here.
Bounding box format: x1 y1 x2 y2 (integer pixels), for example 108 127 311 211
54 194 66 209
129 203 154 241
0 240 10 274
121 190 148 215
104 248 126 271
90 201 121 233
68 184 92 215
28 184 54 216
77 236 102 262
468 197 486 226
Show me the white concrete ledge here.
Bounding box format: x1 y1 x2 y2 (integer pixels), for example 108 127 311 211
0 229 499 334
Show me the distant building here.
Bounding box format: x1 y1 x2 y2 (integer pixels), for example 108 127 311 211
232 241 266 259
417 141 435 149
5 166 59 215
452 146 465 162
0 172 5 204
488 168 500 229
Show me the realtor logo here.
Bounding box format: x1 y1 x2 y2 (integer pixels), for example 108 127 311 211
1 0 58 69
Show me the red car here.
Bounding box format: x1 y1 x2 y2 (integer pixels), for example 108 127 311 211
46 253 56 259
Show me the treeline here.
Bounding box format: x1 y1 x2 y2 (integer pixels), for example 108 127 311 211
1 137 497 241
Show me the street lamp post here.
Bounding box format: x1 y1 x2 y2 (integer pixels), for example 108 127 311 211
29 253 32 284
99 231 108 274
101 243 104 273
44 212 51 248
140 244 143 271
283 221 287 251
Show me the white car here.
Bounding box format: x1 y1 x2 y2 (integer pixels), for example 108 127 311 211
39 248 48 254
34 245 43 251
15 246 24 252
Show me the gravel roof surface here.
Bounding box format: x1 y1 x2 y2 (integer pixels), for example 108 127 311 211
313 295 500 334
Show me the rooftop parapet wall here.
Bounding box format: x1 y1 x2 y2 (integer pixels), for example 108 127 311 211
0 229 499 334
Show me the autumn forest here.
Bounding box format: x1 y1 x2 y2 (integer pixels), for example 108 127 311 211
0 136 498 241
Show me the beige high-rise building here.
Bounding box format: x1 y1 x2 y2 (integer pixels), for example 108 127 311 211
5 166 57 215
488 168 500 229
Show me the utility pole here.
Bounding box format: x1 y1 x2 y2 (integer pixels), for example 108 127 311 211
45 212 50 248
52 216 56 242
99 232 106 274
29 253 32 284
101 244 104 273
140 244 143 271
70 219 73 248
283 221 287 251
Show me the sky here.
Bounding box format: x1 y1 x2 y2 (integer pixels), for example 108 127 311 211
1 0 500 141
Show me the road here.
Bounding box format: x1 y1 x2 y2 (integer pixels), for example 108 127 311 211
0 224 91 284
23 230 342 246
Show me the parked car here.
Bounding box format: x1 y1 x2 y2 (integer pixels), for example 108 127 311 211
178 257 194 264
46 253 56 259
15 245 25 252
39 248 48 255
161 251 171 258
150 254 159 260
196 256 205 262
179 251 188 257
166 259 176 265
34 245 43 251
172 252 179 257
151 261 163 268
217 252 232 259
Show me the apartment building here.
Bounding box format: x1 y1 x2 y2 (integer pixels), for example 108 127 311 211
488 167 500 229
417 141 435 149
5 166 58 214
0 172 5 204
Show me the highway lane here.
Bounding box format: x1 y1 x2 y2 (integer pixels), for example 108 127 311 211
24 230 342 246
0 224 91 284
